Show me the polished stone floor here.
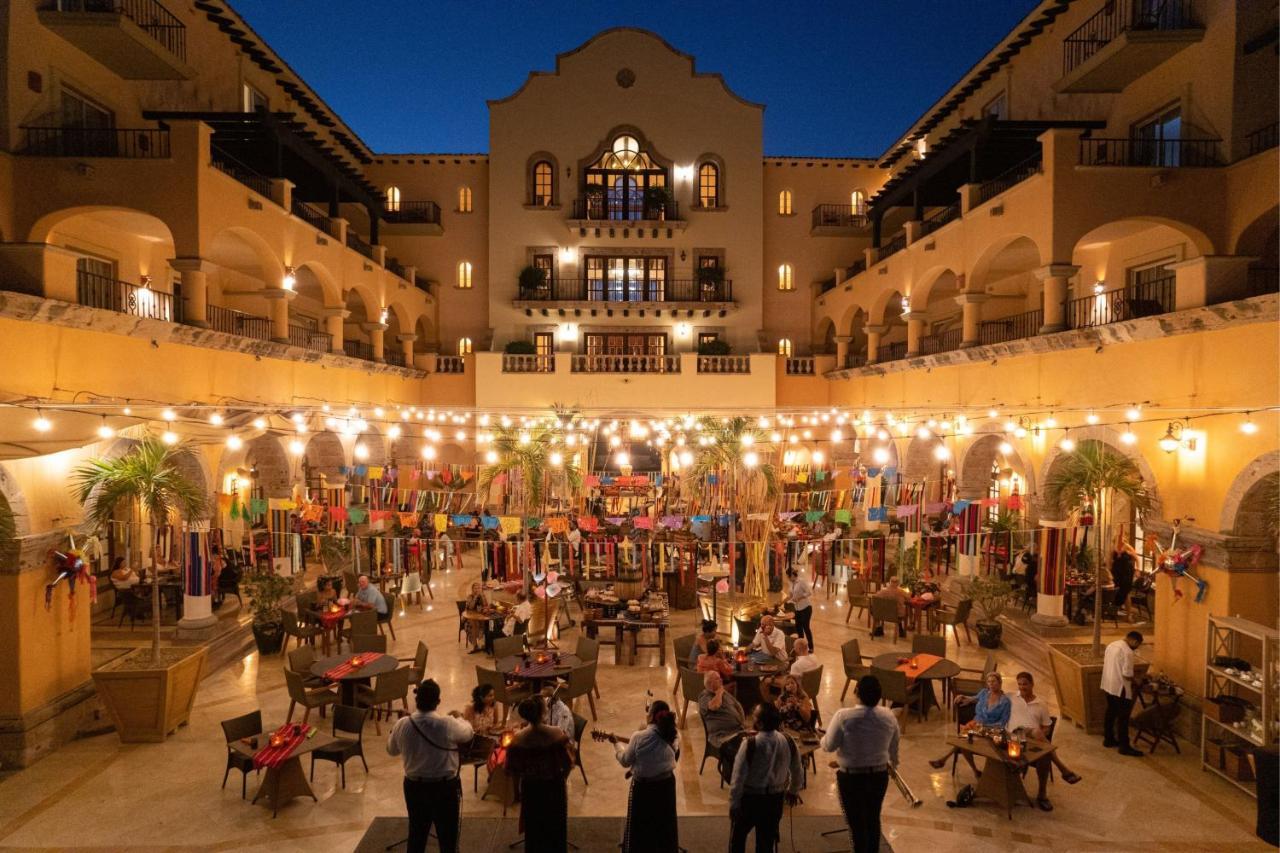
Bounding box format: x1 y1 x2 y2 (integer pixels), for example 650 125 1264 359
0 556 1267 852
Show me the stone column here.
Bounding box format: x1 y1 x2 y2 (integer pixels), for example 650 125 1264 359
169 257 212 327
1031 519 1069 627
834 335 851 367
905 316 925 356
1036 264 1078 333
178 523 218 635
956 292 987 347
263 288 296 343
362 321 389 362
320 307 348 354
865 324 887 363
397 333 417 365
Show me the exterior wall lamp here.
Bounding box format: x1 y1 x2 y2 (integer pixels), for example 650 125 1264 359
283 266 297 290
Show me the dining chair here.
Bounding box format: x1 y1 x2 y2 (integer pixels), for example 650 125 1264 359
220 710 262 799
734 617 761 645
948 701 978 777
287 646 327 689
696 708 724 787
343 572 360 599
351 633 388 654
461 734 495 793
284 668 336 724
346 609 378 647
310 705 370 788
873 667 924 733
799 664 823 703
952 653 998 698
869 596 905 643
933 599 973 646
116 587 150 628
563 661 599 721
376 597 398 640
400 640 429 684
911 634 947 658
844 578 870 625
492 633 525 660
575 635 602 699
840 637 872 701
456 600 468 643
281 609 321 653
671 634 696 695
678 667 705 728
475 665 532 725
355 666 412 735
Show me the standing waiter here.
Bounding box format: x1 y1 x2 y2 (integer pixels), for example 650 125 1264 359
610 699 681 852
822 675 901 853
783 565 815 650
386 679 474 853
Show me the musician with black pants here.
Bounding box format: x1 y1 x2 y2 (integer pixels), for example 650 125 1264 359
386 679 475 853
728 703 803 853
609 700 681 852
822 675 901 853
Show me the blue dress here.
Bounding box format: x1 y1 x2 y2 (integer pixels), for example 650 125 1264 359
972 688 1012 727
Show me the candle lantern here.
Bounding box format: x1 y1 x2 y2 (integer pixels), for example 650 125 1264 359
1006 739 1021 759
735 648 749 671
269 733 285 748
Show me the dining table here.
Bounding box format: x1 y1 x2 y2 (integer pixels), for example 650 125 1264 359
230 723 336 817
944 733 1056 819
312 602 355 656
311 652 398 706
872 651 961 719
496 652 581 691
725 656 790 712
584 614 668 665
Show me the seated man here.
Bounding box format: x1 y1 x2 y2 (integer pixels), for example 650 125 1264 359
698 671 747 772
504 592 533 637
1009 671 1081 811
353 574 389 616
789 637 820 676
871 577 910 636
749 615 789 665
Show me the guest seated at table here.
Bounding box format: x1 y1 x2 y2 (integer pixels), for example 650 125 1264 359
928 672 1011 774
109 556 138 589
464 582 490 653
353 574 389 616
317 576 338 605
871 577 911 636
789 638 820 676
504 592 533 638
691 619 718 668
696 639 737 682
1009 671 1081 811
774 674 815 731
749 615 789 664
464 683 501 736
541 680 575 740
698 672 748 770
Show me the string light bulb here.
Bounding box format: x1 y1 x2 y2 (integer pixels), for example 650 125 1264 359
872 446 890 465
998 441 1013 455
743 450 759 468
1058 434 1076 452
1120 425 1138 445
933 444 951 461
549 451 563 467
421 445 437 460
226 434 243 450
1239 416 1258 435
485 450 498 464
1086 411 1099 425
32 410 51 432
161 408 176 422
811 450 825 465
252 417 267 430
97 418 115 440
289 439 305 456
354 442 369 460
161 430 178 445
209 412 224 426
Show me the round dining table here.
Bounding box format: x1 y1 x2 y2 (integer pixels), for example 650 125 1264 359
311 652 398 706
872 651 961 718
495 653 581 691
726 656 790 711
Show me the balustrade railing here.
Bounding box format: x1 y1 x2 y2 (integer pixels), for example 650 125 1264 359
1245 123 1279 159
516 278 732 303
384 348 406 367
979 308 1043 345
383 200 441 225
570 197 680 222
288 323 331 353
1063 0 1197 75
291 198 331 233
811 205 869 228
919 203 960 237
696 355 751 374
343 339 376 361
918 328 962 355
435 355 466 374
877 340 908 363
1066 273 1176 329
22 125 170 158
1079 137 1220 167
785 357 815 376
346 230 374 260
571 353 679 373
976 153 1043 205
77 270 173 320
845 259 867 280
502 354 555 373
211 146 272 196
207 303 270 341
45 0 187 60
878 232 907 261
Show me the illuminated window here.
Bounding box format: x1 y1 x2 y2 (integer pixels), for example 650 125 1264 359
458 186 472 213
241 83 268 113
385 185 402 213
778 190 792 215
698 163 720 208
915 138 928 159
851 190 866 216
778 338 793 357
777 264 794 291
457 261 473 289
532 161 554 205
457 337 472 356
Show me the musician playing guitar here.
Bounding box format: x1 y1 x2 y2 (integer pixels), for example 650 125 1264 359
594 700 681 853
821 675 902 853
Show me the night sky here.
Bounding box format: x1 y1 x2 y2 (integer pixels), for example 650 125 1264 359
229 0 1036 157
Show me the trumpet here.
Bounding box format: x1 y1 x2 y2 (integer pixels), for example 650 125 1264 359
890 764 923 808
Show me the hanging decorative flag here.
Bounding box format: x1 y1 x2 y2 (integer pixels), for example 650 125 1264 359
451 514 472 526
895 504 919 516
434 513 449 532
692 515 712 523
585 475 600 487
804 510 824 523
833 509 852 524
547 517 569 534
499 516 522 536
951 499 971 515
249 498 267 518
348 507 368 523
661 516 682 529
578 517 599 532
525 517 541 529
867 506 888 521
481 515 500 530
925 501 948 513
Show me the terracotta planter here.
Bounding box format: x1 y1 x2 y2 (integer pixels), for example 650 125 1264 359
1047 643 1148 735
975 621 1003 649
92 647 207 743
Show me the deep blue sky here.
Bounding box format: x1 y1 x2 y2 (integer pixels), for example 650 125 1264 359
230 1 1036 157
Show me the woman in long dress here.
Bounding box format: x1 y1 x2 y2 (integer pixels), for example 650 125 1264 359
504 697 576 853
611 700 680 853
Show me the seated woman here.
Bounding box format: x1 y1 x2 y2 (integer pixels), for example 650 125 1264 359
691 619 718 669
317 576 338 604
696 639 736 686
464 683 501 735
773 674 815 731
929 672 1012 774
109 556 138 589
465 582 491 654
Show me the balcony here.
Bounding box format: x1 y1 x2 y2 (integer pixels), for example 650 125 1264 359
568 197 686 233
345 231 374 261
290 198 331 233
919 203 960 237
38 0 194 80
979 308 1043 345
810 205 869 236
514 278 734 308
975 153 1043 206
1057 0 1202 94
343 339 376 362
877 341 908 363
918 328 962 356
382 201 443 237
1065 273 1176 329
1244 123 1279 160
1079 137 1220 168
384 348 406 368
571 354 680 374
288 323 332 354
502 354 554 373
435 355 466 374
207 304 270 342
785 357 815 376
20 126 170 158
77 269 174 321
211 146 272 197
878 232 907 262
696 355 751 374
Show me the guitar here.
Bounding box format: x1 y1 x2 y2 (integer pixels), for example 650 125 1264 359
590 729 630 744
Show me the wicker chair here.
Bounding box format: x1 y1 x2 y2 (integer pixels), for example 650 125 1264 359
284 668 336 724
678 667 705 728
281 609 321 653
376 596 398 640
870 595 905 643
844 578 870 625
345 609 378 648
839 637 872 701
575 635 602 698
309 705 370 788
286 646 327 689
671 633 696 694
874 667 924 732
911 634 947 658
952 653 998 698
354 666 412 735
564 661 599 721
933 599 973 646
400 640 429 684
697 708 725 787
351 633 387 654
220 710 262 798
492 633 525 660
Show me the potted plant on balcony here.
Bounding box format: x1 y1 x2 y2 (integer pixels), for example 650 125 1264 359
697 338 731 356
244 569 295 655
504 340 538 355
643 185 674 220
74 436 209 743
696 265 726 301
966 574 1014 648
518 265 548 300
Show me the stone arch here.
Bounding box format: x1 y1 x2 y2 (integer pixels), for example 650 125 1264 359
1070 216 1215 262
813 316 836 355
1219 451 1280 535
207 226 286 291
244 434 292 499
437 442 470 467
293 260 341 307
909 266 960 313
901 434 948 481
304 431 346 488
957 433 1035 506
1037 428 1160 522
970 234 1045 289
354 430 386 466
344 283 380 323
414 315 437 354
30 208 180 304
868 287 907 327
0 463 32 539
28 205 177 248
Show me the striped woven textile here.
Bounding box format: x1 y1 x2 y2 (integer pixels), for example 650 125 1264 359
956 503 983 556
183 529 210 597
1038 525 1069 596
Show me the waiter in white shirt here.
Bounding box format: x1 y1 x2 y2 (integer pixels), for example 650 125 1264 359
728 702 802 853
822 675 900 853
749 614 789 664
1101 630 1144 756
386 679 474 853
610 700 681 853
783 565 815 650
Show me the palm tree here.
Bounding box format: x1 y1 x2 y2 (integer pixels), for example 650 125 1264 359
1044 440 1151 655
72 437 207 661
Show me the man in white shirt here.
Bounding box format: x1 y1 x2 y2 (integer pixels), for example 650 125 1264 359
354 574 388 615
789 638 820 677
504 592 533 637
541 680 575 740
1009 671 1081 811
784 566 815 650
386 679 474 853
728 702 802 853
1101 630 1144 756
822 675 900 853
749 615 788 664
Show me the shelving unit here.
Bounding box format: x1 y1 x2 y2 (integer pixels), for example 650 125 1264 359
1201 615 1279 797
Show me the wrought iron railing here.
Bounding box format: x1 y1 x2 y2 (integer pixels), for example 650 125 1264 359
877 340 908 363
382 200 441 225
207 303 270 341
878 232 907 261
571 354 680 373
1079 137 1220 167
785 357 815 376
1245 123 1279 159
21 126 170 158
1066 273 1176 329
288 323 331 353
346 230 374 260
845 259 867 280
77 269 172 320
502 354 554 373
211 146 272 197
697 355 751 374
343 339 376 361
819 277 837 294
979 308 1043 345
384 348 407 367
918 328 962 355
291 198 331 233
919 203 960 237
414 276 435 297
976 153 1043 205
45 0 187 61
435 355 466 374
386 258 407 279
516 278 733 303
811 205 869 229
843 352 867 370
570 197 680 222
1063 0 1197 75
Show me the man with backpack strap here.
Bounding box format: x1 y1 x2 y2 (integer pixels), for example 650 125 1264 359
727 702 803 853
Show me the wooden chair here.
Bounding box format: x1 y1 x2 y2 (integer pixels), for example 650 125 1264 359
287 646 327 689
678 667 705 728
874 667 924 732
284 668 336 724
933 599 973 646
492 633 525 660
354 666 412 735
564 661 599 721
952 653 998 698
456 600 468 643
839 638 872 701
575 635 602 698
911 634 947 658
310 705 370 788
220 710 262 798
870 596 905 643
351 633 387 654
476 665 532 725
799 664 823 704
281 609 321 653
844 578 870 625
400 640 429 684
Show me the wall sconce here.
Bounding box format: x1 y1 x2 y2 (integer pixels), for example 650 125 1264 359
379 307 389 324
558 246 577 263
557 322 579 341
900 295 911 315
675 164 695 183
675 322 690 337
283 266 297 291
679 250 687 262
1158 421 1196 453
1092 281 1105 295
139 274 152 290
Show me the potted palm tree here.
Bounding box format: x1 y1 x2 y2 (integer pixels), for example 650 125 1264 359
73 437 209 742
1043 440 1152 732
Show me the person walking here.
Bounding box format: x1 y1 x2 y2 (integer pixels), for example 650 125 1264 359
1110 530 1140 622
784 565 815 650
1103 630 1144 756
610 700 681 853
822 675 900 853
505 697 577 852
385 679 474 853
728 702 803 853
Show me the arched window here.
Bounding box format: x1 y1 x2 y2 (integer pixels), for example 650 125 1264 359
777 264 794 291
385 185 402 213
851 190 866 216
778 338 793 357
457 261 473 289
532 161 554 206
458 186 472 213
457 337 472 356
698 162 719 208
778 190 793 215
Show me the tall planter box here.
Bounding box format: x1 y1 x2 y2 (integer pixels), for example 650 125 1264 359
1048 643 1148 734
91 647 207 743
